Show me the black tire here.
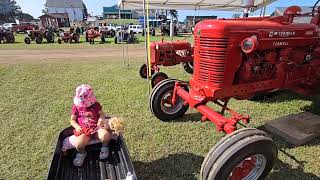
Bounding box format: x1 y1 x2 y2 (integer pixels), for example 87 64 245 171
5 33 15 43
35 37 42 44
58 39 62 44
110 30 115 37
24 37 31 44
151 72 169 88
101 36 106 42
74 34 80 43
183 62 194 74
46 32 54 43
139 64 155 79
149 79 189 121
200 128 278 180
114 37 118 44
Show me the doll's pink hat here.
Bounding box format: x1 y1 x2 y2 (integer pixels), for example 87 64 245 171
73 84 97 108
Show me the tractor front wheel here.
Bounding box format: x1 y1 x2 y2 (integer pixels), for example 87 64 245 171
149 79 189 121
183 62 194 74
24 37 31 44
139 64 155 79
151 72 168 88
200 128 277 180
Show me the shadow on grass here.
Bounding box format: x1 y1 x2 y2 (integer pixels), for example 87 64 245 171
174 113 202 122
134 153 203 180
252 90 320 115
268 159 319 180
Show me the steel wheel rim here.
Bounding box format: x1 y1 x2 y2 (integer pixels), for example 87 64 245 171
160 90 184 115
229 154 267 180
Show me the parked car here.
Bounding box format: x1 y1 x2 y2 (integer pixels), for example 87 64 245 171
1 23 17 30
105 24 117 31
129 25 143 34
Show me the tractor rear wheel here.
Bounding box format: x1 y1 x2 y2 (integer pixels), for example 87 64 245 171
46 32 54 43
183 62 194 74
110 30 116 37
5 33 15 43
35 37 42 44
24 37 31 44
200 128 277 180
101 36 106 42
149 79 189 121
151 72 168 88
139 64 155 79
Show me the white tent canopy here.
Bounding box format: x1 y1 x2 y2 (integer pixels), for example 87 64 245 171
118 0 277 11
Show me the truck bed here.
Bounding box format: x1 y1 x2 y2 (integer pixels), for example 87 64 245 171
47 127 136 180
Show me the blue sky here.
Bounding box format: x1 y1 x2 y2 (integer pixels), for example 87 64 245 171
16 0 315 20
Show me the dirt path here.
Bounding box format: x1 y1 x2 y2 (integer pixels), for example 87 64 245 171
0 47 145 64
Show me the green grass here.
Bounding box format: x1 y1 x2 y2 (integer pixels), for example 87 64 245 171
0 58 319 180
0 34 190 49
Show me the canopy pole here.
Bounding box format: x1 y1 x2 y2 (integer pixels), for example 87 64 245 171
170 14 174 41
143 0 152 94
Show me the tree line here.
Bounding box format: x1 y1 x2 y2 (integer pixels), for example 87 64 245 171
0 0 34 22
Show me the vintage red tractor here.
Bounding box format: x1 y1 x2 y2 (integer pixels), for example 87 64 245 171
57 28 80 44
139 40 194 87
149 5 320 180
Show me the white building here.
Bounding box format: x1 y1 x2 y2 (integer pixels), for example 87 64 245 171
46 0 84 22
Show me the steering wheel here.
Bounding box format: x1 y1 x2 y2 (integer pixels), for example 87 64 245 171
312 0 320 17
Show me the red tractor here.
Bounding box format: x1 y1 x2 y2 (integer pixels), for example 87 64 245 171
57 28 80 44
149 5 320 180
139 40 194 87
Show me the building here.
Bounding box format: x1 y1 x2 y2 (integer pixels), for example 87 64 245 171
46 0 84 22
102 5 139 19
39 13 70 28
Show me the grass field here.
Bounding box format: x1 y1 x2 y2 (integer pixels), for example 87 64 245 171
0 33 191 49
0 57 319 180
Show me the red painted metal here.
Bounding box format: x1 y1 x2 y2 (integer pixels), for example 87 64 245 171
147 40 194 72
229 156 257 180
171 6 320 134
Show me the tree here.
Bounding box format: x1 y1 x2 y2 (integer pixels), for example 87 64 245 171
169 10 178 21
17 13 34 21
82 1 88 19
0 0 22 22
42 3 48 15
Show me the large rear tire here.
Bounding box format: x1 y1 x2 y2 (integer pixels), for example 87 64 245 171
46 32 55 43
5 33 15 43
200 128 278 180
149 79 189 121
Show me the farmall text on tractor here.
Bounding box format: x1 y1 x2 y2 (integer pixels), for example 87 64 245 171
149 3 320 180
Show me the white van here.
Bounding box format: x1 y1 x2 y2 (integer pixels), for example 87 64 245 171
129 25 142 34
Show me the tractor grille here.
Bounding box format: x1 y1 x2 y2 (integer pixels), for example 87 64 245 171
194 36 229 87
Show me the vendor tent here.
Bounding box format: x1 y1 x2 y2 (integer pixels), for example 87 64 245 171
118 0 277 11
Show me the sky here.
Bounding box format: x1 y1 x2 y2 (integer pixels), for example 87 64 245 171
16 0 316 21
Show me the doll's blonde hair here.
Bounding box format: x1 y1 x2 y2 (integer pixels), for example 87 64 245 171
109 117 124 135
